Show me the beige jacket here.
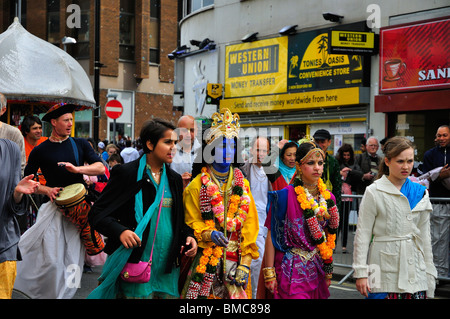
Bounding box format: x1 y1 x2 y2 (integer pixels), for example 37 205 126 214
353 175 437 297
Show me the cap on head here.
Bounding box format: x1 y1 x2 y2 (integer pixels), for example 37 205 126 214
313 129 331 140
42 103 77 122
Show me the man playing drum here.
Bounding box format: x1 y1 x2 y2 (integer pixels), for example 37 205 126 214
14 103 105 299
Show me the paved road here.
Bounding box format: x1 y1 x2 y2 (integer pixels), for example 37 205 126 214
72 265 364 299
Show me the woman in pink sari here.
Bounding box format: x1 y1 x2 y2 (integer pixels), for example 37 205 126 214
261 139 339 299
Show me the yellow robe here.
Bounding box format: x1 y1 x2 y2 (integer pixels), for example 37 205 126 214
183 171 260 260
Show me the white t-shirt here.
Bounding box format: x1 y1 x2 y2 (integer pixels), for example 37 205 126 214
249 164 268 235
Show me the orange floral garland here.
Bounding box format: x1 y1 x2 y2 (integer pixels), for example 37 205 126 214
195 245 223 274
294 178 338 262
187 166 250 299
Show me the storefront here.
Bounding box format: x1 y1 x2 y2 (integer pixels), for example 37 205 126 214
220 22 372 154
375 17 450 166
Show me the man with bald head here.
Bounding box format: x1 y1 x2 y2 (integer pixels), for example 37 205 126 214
170 115 201 188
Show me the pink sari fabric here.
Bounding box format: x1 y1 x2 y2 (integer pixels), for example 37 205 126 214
267 185 332 299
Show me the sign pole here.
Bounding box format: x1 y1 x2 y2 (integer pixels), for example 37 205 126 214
113 118 116 143
105 98 124 143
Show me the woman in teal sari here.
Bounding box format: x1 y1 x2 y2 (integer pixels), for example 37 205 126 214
88 118 197 299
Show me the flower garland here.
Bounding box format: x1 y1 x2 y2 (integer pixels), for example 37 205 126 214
186 166 250 299
200 167 250 233
293 178 339 277
186 244 223 299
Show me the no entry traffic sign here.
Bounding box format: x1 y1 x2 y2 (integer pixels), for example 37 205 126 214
105 99 123 119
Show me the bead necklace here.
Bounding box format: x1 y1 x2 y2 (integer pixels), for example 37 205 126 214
209 166 230 194
49 133 69 143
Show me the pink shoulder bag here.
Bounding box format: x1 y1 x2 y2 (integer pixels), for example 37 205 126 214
120 187 164 283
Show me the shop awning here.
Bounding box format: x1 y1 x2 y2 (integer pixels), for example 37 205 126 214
0 18 96 110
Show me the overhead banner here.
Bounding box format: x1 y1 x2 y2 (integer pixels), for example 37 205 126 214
225 37 288 98
287 28 367 92
220 87 361 113
379 17 450 93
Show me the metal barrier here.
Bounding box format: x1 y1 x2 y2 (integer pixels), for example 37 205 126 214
334 194 450 284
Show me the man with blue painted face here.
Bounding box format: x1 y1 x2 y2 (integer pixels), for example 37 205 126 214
181 109 259 299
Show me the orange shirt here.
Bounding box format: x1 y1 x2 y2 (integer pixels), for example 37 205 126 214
24 136 48 185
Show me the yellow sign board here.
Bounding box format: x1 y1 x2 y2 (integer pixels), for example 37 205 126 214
207 83 223 99
225 37 288 98
329 30 376 54
220 87 360 113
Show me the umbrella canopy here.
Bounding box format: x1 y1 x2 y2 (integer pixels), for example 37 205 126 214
0 18 96 109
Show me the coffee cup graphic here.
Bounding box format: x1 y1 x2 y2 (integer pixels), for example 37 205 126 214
384 59 407 81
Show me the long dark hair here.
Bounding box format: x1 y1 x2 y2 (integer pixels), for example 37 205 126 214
140 118 176 153
295 141 323 163
280 141 299 161
336 143 355 166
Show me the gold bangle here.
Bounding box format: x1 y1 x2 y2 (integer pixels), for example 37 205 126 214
240 254 252 268
201 230 213 242
263 267 276 282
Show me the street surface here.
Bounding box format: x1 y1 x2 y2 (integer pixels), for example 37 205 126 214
70 265 362 299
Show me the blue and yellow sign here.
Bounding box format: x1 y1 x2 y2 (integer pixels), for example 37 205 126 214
223 23 371 112
225 37 288 98
287 28 366 92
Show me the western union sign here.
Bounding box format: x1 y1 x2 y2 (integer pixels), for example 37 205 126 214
225 37 288 98
228 45 278 77
329 30 377 55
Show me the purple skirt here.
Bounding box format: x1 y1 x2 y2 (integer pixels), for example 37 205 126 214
273 250 330 299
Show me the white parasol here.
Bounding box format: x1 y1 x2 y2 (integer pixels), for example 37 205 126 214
0 18 96 109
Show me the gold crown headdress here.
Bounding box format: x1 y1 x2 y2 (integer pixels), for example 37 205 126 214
297 135 325 164
205 108 240 145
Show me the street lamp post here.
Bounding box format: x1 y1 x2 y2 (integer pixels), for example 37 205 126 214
93 0 101 142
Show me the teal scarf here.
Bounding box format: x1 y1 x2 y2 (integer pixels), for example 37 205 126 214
278 159 296 184
400 177 426 210
88 155 166 299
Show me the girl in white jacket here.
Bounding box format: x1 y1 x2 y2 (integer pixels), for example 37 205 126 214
353 137 437 299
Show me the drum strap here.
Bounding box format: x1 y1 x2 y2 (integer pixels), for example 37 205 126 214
69 137 79 166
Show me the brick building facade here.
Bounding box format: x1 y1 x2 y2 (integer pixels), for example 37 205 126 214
0 0 181 142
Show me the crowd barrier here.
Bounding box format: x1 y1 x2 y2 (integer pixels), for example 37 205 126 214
335 194 450 285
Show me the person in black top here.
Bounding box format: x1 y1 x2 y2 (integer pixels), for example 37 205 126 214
88 118 197 299
25 104 104 200
422 125 450 279
14 103 105 299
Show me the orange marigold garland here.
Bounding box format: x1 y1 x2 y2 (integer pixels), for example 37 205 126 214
293 177 339 278
186 167 249 299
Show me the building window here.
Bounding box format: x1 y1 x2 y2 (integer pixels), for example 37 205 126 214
184 0 214 16
149 0 160 64
71 0 90 59
120 0 136 61
47 0 59 44
387 110 450 166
